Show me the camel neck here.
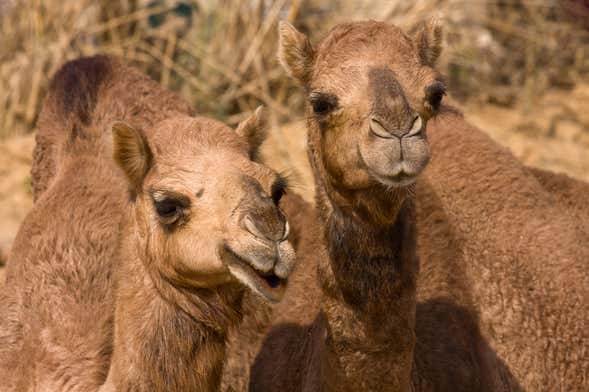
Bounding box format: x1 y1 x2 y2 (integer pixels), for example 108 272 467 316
103 237 242 391
315 191 418 392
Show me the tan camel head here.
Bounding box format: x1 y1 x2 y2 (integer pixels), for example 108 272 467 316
112 108 295 302
279 20 446 192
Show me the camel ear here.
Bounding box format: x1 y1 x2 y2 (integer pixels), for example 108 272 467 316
415 18 443 67
112 121 153 190
278 21 314 85
235 106 268 160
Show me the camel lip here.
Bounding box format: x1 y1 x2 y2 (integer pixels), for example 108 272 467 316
222 245 287 302
372 170 418 187
357 145 420 188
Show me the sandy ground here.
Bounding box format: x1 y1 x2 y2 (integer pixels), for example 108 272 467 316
0 133 34 279
464 84 589 182
0 84 588 284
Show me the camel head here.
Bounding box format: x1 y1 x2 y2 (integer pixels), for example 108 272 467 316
278 20 446 221
112 108 295 302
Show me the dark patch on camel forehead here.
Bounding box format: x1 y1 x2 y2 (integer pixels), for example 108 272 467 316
368 67 410 113
368 67 404 96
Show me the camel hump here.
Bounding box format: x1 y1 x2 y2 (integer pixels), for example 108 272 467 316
49 55 113 126
30 56 115 198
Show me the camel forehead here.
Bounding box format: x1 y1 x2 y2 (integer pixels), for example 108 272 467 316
148 151 274 200
314 22 418 75
156 148 243 171
149 116 246 157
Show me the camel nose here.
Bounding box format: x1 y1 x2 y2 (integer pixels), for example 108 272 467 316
370 112 424 139
244 215 289 243
369 116 409 139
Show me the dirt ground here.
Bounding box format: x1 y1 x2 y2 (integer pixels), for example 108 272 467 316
0 134 34 285
1 84 588 284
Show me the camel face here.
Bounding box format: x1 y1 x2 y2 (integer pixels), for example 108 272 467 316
279 21 446 191
113 115 295 302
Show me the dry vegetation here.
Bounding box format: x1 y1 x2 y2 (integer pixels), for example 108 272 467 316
0 0 588 274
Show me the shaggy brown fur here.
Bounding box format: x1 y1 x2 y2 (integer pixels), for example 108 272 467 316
0 56 297 391
416 108 589 390
223 21 589 391
527 167 589 225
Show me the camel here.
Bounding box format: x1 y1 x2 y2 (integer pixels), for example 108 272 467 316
224 20 499 392
0 56 297 391
223 21 589 391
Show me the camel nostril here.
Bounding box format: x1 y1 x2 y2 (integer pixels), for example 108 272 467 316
244 215 268 241
281 221 290 241
406 116 423 137
369 117 394 139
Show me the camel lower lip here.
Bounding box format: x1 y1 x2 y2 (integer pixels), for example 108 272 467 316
357 147 420 187
223 246 287 302
385 171 413 182
369 168 418 187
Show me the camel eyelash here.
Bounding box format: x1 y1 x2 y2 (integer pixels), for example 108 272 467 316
425 81 446 112
150 190 191 224
154 199 182 218
309 92 339 116
271 175 288 205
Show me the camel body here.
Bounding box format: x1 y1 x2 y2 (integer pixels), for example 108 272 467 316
0 54 175 391
1 55 296 391
0 148 122 391
415 108 588 390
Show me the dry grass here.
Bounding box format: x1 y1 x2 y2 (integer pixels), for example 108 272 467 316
444 1 589 106
0 0 331 138
2 0 588 139
0 0 291 137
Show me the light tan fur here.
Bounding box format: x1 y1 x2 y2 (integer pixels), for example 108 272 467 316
0 56 297 391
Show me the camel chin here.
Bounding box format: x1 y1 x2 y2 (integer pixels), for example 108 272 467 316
222 245 288 303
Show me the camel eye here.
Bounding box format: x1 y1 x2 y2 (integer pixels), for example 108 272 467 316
151 190 191 226
425 81 446 112
154 199 181 219
312 99 330 114
309 92 338 116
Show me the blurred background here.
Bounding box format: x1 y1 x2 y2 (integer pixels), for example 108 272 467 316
0 0 588 274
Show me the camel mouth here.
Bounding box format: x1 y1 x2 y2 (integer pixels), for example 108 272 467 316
371 169 418 187
222 245 287 302
358 147 420 188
